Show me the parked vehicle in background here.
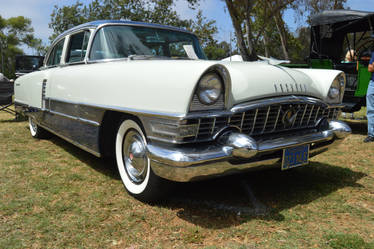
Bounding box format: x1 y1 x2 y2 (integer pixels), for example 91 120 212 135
15 55 44 77
14 20 351 202
308 10 374 112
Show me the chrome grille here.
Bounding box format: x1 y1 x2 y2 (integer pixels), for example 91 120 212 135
192 104 341 141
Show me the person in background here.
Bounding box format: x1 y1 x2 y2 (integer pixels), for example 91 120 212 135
345 49 357 62
342 50 356 119
365 51 374 142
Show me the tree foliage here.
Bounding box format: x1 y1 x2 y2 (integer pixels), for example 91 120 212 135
0 15 43 78
49 0 227 59
218 0 347 62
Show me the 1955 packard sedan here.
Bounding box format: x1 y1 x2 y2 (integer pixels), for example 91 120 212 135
15 20 351 201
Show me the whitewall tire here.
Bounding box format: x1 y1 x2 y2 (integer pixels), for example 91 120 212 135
28 117 50 139
115 119 165 202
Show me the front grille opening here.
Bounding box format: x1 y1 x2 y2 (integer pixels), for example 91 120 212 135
188 104 341 142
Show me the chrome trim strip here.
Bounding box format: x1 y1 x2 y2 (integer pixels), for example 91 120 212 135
272 106 281 132
24 113 101 157
211 117 216 134
314 106 321 122
195 119 201 139
251 109 259 134
48 110 100 126
47 97 185 119
307 105 315 125
300 104 308 125
261 106 271 134
39 122 101 157
240 112 245 132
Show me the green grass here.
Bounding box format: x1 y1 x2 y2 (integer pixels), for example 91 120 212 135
1 110 374 248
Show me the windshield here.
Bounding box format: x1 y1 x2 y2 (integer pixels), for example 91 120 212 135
89 25 206 60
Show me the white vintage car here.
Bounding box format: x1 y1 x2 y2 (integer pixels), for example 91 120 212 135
15 20 351 201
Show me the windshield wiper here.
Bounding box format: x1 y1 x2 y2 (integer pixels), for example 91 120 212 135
128 55 196 60
127 54 170 60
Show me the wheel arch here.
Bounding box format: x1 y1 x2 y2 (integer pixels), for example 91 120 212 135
99 110 145 158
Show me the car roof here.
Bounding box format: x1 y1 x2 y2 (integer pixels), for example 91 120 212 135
311 10 374 26
53 20 193 43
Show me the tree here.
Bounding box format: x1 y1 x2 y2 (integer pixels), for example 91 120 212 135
204 41 231 60
223 0 296 61
50 0 210 40
0 15 43 78
294 0 347 23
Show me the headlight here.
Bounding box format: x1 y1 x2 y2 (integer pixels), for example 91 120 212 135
197 73 223 105
328 73 345 102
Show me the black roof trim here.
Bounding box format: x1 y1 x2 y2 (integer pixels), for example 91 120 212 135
311 10 374 26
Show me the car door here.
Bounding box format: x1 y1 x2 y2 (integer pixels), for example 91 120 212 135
46 30 102 154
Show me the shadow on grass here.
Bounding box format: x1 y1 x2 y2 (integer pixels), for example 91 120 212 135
0 117 25 123
47 134 366 229
164 162 366 228
49 135 120 180
343 120 367 135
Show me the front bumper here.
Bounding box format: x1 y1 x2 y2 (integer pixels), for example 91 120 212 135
147 120 351 182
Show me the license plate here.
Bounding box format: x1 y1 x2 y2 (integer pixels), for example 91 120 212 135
282 144 309 170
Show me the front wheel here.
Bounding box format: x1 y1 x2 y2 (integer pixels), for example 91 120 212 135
28 117 51 139
115 119 166 202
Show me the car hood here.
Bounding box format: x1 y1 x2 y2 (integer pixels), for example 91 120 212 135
41 59 333 117
219 61 322 105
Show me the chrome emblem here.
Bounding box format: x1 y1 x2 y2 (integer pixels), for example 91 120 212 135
282 107 299 127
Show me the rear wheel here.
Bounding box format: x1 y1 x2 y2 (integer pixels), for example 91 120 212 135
28 117 51 139
115 119 166 202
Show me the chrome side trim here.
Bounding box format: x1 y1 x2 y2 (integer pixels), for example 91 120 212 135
38 122 101 157
47 97 185 119
17 101 102 156
49 110 100 126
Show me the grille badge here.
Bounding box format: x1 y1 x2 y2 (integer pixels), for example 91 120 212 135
282 106 300 128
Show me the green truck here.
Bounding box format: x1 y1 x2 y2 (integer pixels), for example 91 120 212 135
288 10 374 112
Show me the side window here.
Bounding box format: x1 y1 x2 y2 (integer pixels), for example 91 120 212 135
66 30 90 63
46 39 65 66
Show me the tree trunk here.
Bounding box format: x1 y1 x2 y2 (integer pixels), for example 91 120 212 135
271 5 289 60
263 31 270 57
225 0 250 61
244 0 258 61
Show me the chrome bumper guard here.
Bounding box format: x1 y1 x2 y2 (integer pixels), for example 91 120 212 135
147 120 351 182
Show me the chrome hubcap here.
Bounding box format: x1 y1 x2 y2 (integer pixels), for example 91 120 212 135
123 130 148 184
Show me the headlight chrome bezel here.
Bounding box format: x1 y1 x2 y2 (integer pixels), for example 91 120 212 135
328 73 345 103
189 65 231 112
